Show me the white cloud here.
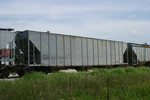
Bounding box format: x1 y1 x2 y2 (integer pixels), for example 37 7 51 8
131 29 144 35
128 14 136 19
131 29 137 34
0 0 150 16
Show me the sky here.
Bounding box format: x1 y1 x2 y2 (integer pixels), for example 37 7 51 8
0 0 150 44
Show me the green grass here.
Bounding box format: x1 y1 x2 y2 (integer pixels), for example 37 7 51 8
1 67 150 100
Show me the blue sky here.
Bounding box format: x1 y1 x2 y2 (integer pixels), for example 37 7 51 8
0 0 150 44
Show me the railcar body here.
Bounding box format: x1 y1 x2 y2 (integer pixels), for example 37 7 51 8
16 30 128 69
128 43 150 66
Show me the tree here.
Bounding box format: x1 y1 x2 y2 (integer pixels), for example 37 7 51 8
143 43 148 45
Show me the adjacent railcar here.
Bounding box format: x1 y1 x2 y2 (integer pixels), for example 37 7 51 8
15 30 128 73
128 43 150 66
0 28 15 78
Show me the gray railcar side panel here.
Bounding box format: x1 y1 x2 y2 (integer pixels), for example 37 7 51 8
115 42 119 64
143 47 145 61
111 41 116 65
146 48 148 61
82 38 88 66
119 42 123 64
143 48 145 61
106 41 111 65
0 31 14 49
64 36 71 66
139 47 141 61
143 47 146 61
133 47 137 55
145 48 147 61
138 47 141 61
147 48 149 61
87 39 94 66
98 40 103 65
57 35 64 66
123 43 127 53
139 47 142 61
41 33 49 66
102 40 107 65
140 47 143 61
29 31 41 51
71 37 82 66
93 39 98 66
138 47 140 61
136 47 140 61
142 47 144 61
49 34 57 66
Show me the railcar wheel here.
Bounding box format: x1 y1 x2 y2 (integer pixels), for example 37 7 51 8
0 70 3 78
17 70 25 77
3 70 10 78
43 70 49 74
0 69 10 78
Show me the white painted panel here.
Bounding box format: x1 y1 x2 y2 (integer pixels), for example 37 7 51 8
111 41 116 65
49 34 57 66
0 31 14 49
64 36 71 66
71 37 82 66
93 39 98 66
115 42 119 64
57 35 64 66
98 40 103 65
41 33 49 66
82 38 88 66
106 41 111 65
102 40 107 65
119 42 123 64
29 31 41 51
87 39 93 66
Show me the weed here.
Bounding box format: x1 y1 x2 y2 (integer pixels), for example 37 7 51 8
0 67 150 100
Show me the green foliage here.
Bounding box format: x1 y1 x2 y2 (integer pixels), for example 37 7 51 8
143 43 148 45
21 72 46 80
0 67 150 100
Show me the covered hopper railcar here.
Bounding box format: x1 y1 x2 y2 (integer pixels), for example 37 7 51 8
15 30 128 75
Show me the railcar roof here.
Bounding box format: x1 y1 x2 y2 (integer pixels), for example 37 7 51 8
0 28 14 31
19 30 127 43
128 43 150 47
